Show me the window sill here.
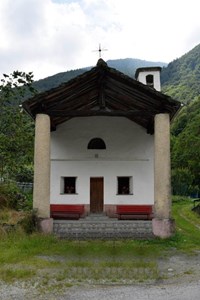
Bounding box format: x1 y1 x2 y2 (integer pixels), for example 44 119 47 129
116 193 133 196
60 193 78 195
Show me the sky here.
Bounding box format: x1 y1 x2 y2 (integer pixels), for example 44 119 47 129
0 0 200 80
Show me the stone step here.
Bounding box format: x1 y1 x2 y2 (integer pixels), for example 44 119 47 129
53 219 154 240
83 213 111 222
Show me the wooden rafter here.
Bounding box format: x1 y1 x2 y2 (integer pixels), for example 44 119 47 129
22 58 181 133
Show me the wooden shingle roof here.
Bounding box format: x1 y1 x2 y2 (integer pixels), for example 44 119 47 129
22 59 181 134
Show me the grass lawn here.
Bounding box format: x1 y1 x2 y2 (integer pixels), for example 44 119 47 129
0 198 200 289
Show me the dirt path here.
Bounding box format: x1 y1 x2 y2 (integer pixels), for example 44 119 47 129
1 278 200 300
0 253 200 299
54 281 200 300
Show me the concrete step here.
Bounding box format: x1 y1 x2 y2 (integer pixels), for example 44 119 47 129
84 213 111 222
53 219 154 240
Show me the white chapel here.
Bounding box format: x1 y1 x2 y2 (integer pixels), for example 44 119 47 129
22 59 181 238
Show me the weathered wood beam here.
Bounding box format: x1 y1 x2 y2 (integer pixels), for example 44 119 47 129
106 92 159 115
107 77 164 108
48 109 151 117
97 69 107 109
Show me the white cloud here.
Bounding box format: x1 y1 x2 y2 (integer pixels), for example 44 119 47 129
0 0 199 80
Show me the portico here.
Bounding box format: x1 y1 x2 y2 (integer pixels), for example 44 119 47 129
22 59 181 238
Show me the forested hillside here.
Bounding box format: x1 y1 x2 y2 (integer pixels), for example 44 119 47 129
161 44 200 103
106 58 166 78
171 96 200 195
33 68 90 92
162 44 200 196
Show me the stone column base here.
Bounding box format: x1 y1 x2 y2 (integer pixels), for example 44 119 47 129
152 218 175 239
37 218 53 234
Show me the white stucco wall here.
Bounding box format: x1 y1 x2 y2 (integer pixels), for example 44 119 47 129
50 116 154 205
137 70 161 91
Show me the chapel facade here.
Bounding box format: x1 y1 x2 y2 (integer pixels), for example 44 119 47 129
22 59 181 238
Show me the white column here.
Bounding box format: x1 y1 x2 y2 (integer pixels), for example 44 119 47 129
153 113 175 238
33 113 51 219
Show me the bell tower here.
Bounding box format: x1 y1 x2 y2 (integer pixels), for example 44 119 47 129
135 66 162 91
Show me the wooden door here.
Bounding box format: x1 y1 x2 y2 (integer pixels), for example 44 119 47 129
90 177 104 213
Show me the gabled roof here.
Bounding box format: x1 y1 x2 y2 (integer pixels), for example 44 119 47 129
22 59 181 134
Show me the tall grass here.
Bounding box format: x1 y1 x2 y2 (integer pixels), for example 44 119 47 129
0 199 200 285
172 200 200 251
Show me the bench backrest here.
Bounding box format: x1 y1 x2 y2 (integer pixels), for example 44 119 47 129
116 205 153 214
50 204 84 213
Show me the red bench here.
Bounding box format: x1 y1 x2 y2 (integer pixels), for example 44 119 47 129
116 205 153 220
50 204 84 220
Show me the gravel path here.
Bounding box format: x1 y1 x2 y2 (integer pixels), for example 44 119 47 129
0 253 200 300
0 280 200 300
56 281 200 300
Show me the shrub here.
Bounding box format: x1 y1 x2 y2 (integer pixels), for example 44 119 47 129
18 210 37 234
0 193 8 208
0 182 32 210
172 195 191 203
15 165 33 183
192 202 200 215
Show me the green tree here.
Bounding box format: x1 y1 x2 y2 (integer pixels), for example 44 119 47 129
171 97 200 196
0 71 36 181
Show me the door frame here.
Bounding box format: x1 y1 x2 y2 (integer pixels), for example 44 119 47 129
90 177 104 213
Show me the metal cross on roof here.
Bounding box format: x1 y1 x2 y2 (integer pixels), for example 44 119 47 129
93 43 108 58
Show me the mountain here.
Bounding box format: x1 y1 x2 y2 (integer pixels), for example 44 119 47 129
161 44 200 103
171 95 200 196
33 67 90 92
33 58 167 93
106 58 167 78
164 44 200 196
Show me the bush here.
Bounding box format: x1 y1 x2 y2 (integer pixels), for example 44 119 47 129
171 168 194 196
0 208 37 235
192 204 200 215
0 193 8 208
172 195 191 203
15 165 33 183
18 210 37 234
0 182 32 210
